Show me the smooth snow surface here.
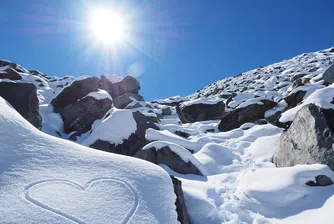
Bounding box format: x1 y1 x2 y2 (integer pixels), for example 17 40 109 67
180 97 224 107
0 97 178 224
83 89 112 100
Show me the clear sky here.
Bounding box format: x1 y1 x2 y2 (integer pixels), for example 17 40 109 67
1 0 334 100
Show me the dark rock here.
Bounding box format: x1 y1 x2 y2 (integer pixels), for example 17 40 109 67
306 175 333 187
98 75 113 95
111 75 140 99
323 64 334 84
90 111 158 156
309 67 319 72
170 176 190 224
51 77 99 111
0 68 22 80
218 99 277 132
135 146 202 175
162 107 172 116
61 96 112 134
0 82 41 128
176 101 225 124
174 130 191 138
292 78 303 89
113 92 144 109
330 48 334 53
284 90 306 109
273 104 334 169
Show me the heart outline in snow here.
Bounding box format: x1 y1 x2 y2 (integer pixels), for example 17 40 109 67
24 178 139 224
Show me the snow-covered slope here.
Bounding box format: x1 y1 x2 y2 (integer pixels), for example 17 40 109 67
1 47 334 224
0 97 178 224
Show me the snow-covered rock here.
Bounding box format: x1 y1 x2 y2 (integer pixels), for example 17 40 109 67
176 97 225 123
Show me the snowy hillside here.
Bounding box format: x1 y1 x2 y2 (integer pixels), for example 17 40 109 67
1 46 334 224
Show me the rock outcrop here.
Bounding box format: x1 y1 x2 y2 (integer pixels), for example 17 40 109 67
170 176 190 224
176 101 225 123
90 111 158 155
135 144 203 175
62 95 112 134
0 82 41 128
273 104 334 169
51 77 100 111
323 64 334 84
113 92 144 109
218 99 277 132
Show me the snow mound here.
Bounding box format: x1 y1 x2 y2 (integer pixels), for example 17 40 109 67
0 97 178 223
82 108 137 146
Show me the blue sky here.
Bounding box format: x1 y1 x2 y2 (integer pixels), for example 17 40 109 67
1 0 333 100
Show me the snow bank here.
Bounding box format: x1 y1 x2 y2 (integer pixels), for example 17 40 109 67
82 89 112 101
0 97 178 223
280 84 334 122
180 97 224 107
82 108 137 146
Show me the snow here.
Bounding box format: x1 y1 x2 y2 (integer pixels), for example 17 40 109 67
82 108 137 146
236 96 269 109
3 47 334 224
180 97 224 107
75 75 92 81
0 97 178 223
142 141 206 175
82 89 112 101
280 84 334 122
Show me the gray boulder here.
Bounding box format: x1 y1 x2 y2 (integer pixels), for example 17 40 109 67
62 96 112 134
113 92 144 109
323 64 334 84
176 101 225 124
0 82 41 128
284 90 306 109
111 75 140 99
134 146 203 175
273 104 334 169
51 77 99 111
90 111 158 156
170 176 190 224
218 99 277 132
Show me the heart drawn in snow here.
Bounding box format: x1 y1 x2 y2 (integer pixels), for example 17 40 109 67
24 178 138 224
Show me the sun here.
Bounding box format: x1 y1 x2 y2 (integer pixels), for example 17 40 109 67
90 8 126 45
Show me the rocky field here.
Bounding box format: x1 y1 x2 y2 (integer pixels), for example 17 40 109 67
1 46 334 223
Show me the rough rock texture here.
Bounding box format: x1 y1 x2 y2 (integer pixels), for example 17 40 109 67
98 75 113 95
176 102 225 124
284 90 306 109
306 175 333 187
62 96 112 134
273 104 334 169
0 67 22 80
162 106 172 116
113 92 144 109
0 82 41 128
170 176 190 224
111 75 140 99
51 77 99 110
90 111 158 155
218 99 277 132
323 64 334 84
135 146 202 175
